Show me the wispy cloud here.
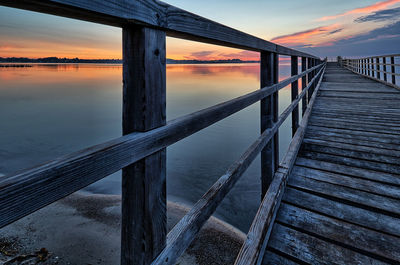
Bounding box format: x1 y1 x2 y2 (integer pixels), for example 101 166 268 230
317 0 400 21
355 6 400 22
271 24 341 47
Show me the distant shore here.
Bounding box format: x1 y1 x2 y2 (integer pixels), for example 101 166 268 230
0 57 259 65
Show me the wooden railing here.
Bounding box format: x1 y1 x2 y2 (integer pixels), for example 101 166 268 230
0 1 324 264
341 54 399 89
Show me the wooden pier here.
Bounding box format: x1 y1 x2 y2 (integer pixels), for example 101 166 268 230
261 63 400 264
0 1 399 264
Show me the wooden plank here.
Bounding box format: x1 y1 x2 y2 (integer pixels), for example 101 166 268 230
262 251 299 265
307 125 400 142
295 157 400 186
302 138 400 159
308 120 400 136
310 115 400 128
276 203 400 262
292 165 400 199
291 56 299 136
260 52 275 196
0 0 316 58
304 132 400 152
288 174 400 216
268 224 387 265
0 62 323 229
299 150 400 176
310 111 400 123
283 187 400 237
121 26 166 265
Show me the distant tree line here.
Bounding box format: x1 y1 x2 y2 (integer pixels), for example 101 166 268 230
0 57 259 64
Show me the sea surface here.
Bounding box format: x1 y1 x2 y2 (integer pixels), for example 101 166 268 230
0 63 303 232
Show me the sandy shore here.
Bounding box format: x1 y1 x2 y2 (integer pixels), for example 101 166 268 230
0 193 245 265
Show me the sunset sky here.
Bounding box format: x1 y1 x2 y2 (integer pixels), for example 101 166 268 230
0 0 399 60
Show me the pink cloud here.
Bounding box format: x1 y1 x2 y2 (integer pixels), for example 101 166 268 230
317 0 400 21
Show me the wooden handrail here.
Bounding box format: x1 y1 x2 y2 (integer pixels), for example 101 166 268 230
342 55 398 88
234 63 326 265
0 62 324 229
0 0 316 59
151 64 326 265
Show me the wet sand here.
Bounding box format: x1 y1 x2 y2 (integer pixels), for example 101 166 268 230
0 193 245 265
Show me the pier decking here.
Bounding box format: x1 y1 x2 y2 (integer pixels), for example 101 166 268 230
263 63 400 264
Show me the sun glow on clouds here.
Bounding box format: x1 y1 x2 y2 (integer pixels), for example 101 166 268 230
317 0 400 21
271 0 400 51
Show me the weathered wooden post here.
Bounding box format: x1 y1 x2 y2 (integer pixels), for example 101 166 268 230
301 57 307 116
368 58 371 77
122 26 167 265
372 58 375 78
391 56 396 85
260 52 276 197
273 53 279 170
383 57 387 82
307 57 312 102
291 56 299 136
376 57 381 80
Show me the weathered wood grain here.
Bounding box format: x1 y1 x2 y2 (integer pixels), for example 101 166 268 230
291 56 299 136
0 0 316 58
292 165 400 199
301 57 307 116
262 250 299 265
295 157 400 186
276 203 400 262
288 174 400 216
268 224 387 265
260 52 275 196
121 26 166 265
283 187 400 237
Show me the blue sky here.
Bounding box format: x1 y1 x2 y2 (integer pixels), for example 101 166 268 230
0 0 399 59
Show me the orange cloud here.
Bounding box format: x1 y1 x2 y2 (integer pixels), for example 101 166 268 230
318 0 400 21
271 24 341 47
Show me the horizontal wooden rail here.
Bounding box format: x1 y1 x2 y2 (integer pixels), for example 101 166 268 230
0 62 324 229
342 54 398 89
0 0 316 58
234 63 326 265
151 64 326 265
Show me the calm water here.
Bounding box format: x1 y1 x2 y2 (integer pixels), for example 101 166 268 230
0 63 299 232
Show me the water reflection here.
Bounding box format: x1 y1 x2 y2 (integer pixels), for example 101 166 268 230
0 63 296 231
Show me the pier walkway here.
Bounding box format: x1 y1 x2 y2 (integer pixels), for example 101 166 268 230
262 63 400 264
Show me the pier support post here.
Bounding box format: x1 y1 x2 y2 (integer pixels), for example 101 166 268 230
301 57 307 116
391 57 396 85
383 57 387 82
368 58 371 76
121 26 167 265
307 58 312 102
376 57 381 80
260 52 278 197
291 56 299 136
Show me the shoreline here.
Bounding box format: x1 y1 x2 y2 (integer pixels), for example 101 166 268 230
0 192 245 264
